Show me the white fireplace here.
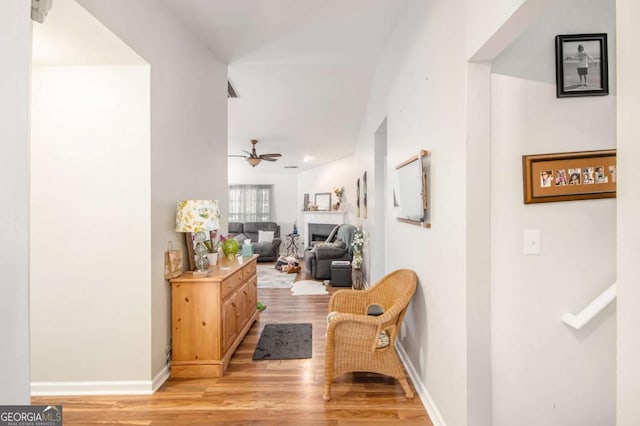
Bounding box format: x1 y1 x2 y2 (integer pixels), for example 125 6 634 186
302 211 346 248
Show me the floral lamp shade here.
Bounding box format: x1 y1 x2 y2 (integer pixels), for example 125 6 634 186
175 200 221 233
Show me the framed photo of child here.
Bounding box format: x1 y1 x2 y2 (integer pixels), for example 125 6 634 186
555 33 609 98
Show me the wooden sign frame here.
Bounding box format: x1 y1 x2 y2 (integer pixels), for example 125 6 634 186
522 149 616 204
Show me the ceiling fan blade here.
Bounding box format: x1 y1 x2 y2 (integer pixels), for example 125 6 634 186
228 154 247 158
259 153 282 158
242 149 253 156
260 157 278 162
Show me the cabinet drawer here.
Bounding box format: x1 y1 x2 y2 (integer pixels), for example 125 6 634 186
243 261 257 280
221 270 243 299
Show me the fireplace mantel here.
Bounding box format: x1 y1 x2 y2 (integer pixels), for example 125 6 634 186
302 211 346 248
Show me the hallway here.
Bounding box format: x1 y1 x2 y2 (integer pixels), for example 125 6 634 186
33 275 432 425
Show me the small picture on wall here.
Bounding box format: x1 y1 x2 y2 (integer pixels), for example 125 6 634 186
356 178 360 217
555 33 608 98
568 168 581 185
582 167 595 184
522 150 616 204
540 170 552 188
363 171 368 219
555 169 567 186
595 166 607 183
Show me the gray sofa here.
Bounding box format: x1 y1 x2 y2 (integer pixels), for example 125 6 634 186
229 222 281 262
303 224 357 279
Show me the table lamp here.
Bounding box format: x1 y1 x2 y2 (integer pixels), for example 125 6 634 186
175 200 221 273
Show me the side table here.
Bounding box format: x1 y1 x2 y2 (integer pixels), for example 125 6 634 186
285 233 300 258
351 268 364 290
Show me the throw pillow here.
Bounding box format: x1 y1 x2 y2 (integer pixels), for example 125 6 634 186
233 233 249 243
258 230 275 243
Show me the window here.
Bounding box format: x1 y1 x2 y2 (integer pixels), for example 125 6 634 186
228 185 273 222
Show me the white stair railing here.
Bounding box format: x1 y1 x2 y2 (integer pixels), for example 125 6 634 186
561 283 617 330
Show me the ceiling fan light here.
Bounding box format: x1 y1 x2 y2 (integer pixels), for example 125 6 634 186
247 157 261 167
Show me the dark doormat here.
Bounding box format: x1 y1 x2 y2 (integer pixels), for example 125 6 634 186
252 323 312 361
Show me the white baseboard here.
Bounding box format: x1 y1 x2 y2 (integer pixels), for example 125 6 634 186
397 341 446 426
31 364 170 396
152 363 171 392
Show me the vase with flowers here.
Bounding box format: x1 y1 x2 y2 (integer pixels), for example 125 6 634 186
350 227 365 289
333 186 344 211
351 227 364 269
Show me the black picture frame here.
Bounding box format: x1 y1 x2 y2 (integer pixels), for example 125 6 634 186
555 33 608 98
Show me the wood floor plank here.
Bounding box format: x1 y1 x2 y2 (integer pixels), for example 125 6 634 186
32 267 432 425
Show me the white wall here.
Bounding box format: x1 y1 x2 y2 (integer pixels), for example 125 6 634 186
77 0 229 379
30 66 151 381
346 1 470 423
0 0 32 404
490 0 616 424
616 0 640 424
491 76 616 425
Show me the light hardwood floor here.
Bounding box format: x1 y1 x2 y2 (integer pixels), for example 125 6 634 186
32 268 432 425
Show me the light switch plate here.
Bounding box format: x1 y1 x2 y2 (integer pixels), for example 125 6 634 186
524 229 540 255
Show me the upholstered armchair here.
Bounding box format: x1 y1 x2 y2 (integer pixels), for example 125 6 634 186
323 269 417 400
303 224 357 280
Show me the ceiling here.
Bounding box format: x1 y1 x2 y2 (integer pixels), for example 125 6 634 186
32 0 145 66
161 0 408 173
33 0 409 173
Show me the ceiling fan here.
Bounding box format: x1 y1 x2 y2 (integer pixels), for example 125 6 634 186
229 139 282 167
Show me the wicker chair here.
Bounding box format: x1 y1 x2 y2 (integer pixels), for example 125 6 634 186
323 269 417 400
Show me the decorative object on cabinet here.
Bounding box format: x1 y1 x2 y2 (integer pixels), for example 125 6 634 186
522 149 616 204
184 230 222 271
333 186 343 211
221 237 240 257
314 192 331 211
555 33 608 98
170 255 259 378
175 200 221 273
392 150 430 228
164 241 183 279
303 193 310 211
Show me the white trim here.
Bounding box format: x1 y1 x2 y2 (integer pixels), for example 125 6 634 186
397 341 446 426
562 282 617 330
152 364 171 392
31 364 171 396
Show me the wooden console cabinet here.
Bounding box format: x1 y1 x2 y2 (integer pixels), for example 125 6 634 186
170 255 259 378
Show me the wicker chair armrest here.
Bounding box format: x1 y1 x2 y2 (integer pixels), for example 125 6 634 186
326 312 382 352
328 289 369 314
